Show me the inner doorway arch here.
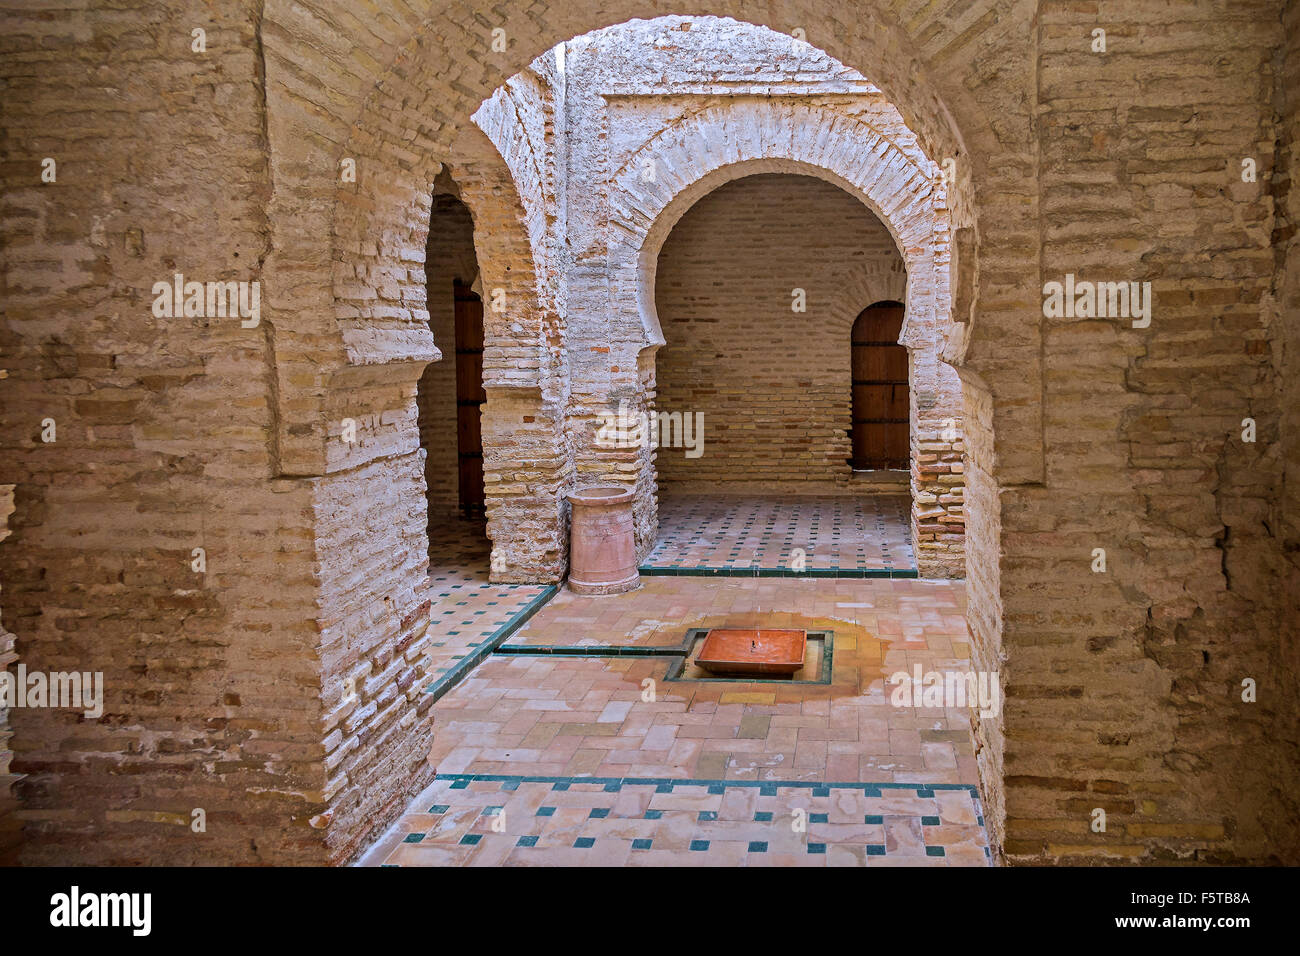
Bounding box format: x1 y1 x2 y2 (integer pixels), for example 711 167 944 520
850 300 908 470
453 279 486 514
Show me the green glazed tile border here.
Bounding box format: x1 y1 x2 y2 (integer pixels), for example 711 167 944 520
497 629 698 657
406 774 987 863
638 565 918 579
497 629 835 686
432 771 980 798
422 585 559 702
494 645 690 657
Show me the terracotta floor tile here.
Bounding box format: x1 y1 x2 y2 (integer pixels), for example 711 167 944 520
366 499 989 868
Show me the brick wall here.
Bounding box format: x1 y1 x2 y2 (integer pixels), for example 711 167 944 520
2 0 1296 868
654 173 904 491
1271 0 1300 855
993 0 1298 863
0 486 18 862
0 0 345 864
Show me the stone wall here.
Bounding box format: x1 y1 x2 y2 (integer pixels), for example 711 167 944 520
654 173 904 491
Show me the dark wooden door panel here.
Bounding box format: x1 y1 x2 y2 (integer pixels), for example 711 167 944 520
455 356 483 401
852 384 893 420
458 455 484 507
454 295 484 350
457 404 482 449
453 280 485 511
850 301 908 470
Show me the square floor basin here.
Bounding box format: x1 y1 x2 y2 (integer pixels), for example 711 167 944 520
694 628 807 676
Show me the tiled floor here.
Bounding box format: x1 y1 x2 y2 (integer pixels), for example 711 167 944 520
364 774 987 867
428 511 493 573
645 494 914 572
423 514 551 697
429 577 974 782
366 558 989 867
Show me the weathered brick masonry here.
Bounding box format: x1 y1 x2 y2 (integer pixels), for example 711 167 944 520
0 487 18 863
654 173 905 492
436 18 967 571
0 1 1296 866
0 2 367 863
539 21 965 573
989 0 1300 864
1269 0 1300 858
417 192 477 517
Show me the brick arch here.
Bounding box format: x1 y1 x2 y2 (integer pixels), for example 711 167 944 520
647 168 914 493
259 0 1028 862
606 101 964 576
449 122 571 580
608 100 946 351
261 0 1012 481
838 259 910 323
470 77 555 302
452 117 554 396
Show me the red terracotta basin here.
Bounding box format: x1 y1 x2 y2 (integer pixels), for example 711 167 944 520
695 628 807 676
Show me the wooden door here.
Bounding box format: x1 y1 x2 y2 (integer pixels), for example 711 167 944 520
850 301 908 470
454 280 485 512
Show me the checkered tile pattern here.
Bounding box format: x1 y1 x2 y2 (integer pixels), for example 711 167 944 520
424 515 550 690
363 775 989 867
646 494 914 571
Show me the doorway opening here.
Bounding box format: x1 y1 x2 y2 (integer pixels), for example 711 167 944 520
646 175 915 572
417 185 490 572
453 279 486 516
850 300 909 472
